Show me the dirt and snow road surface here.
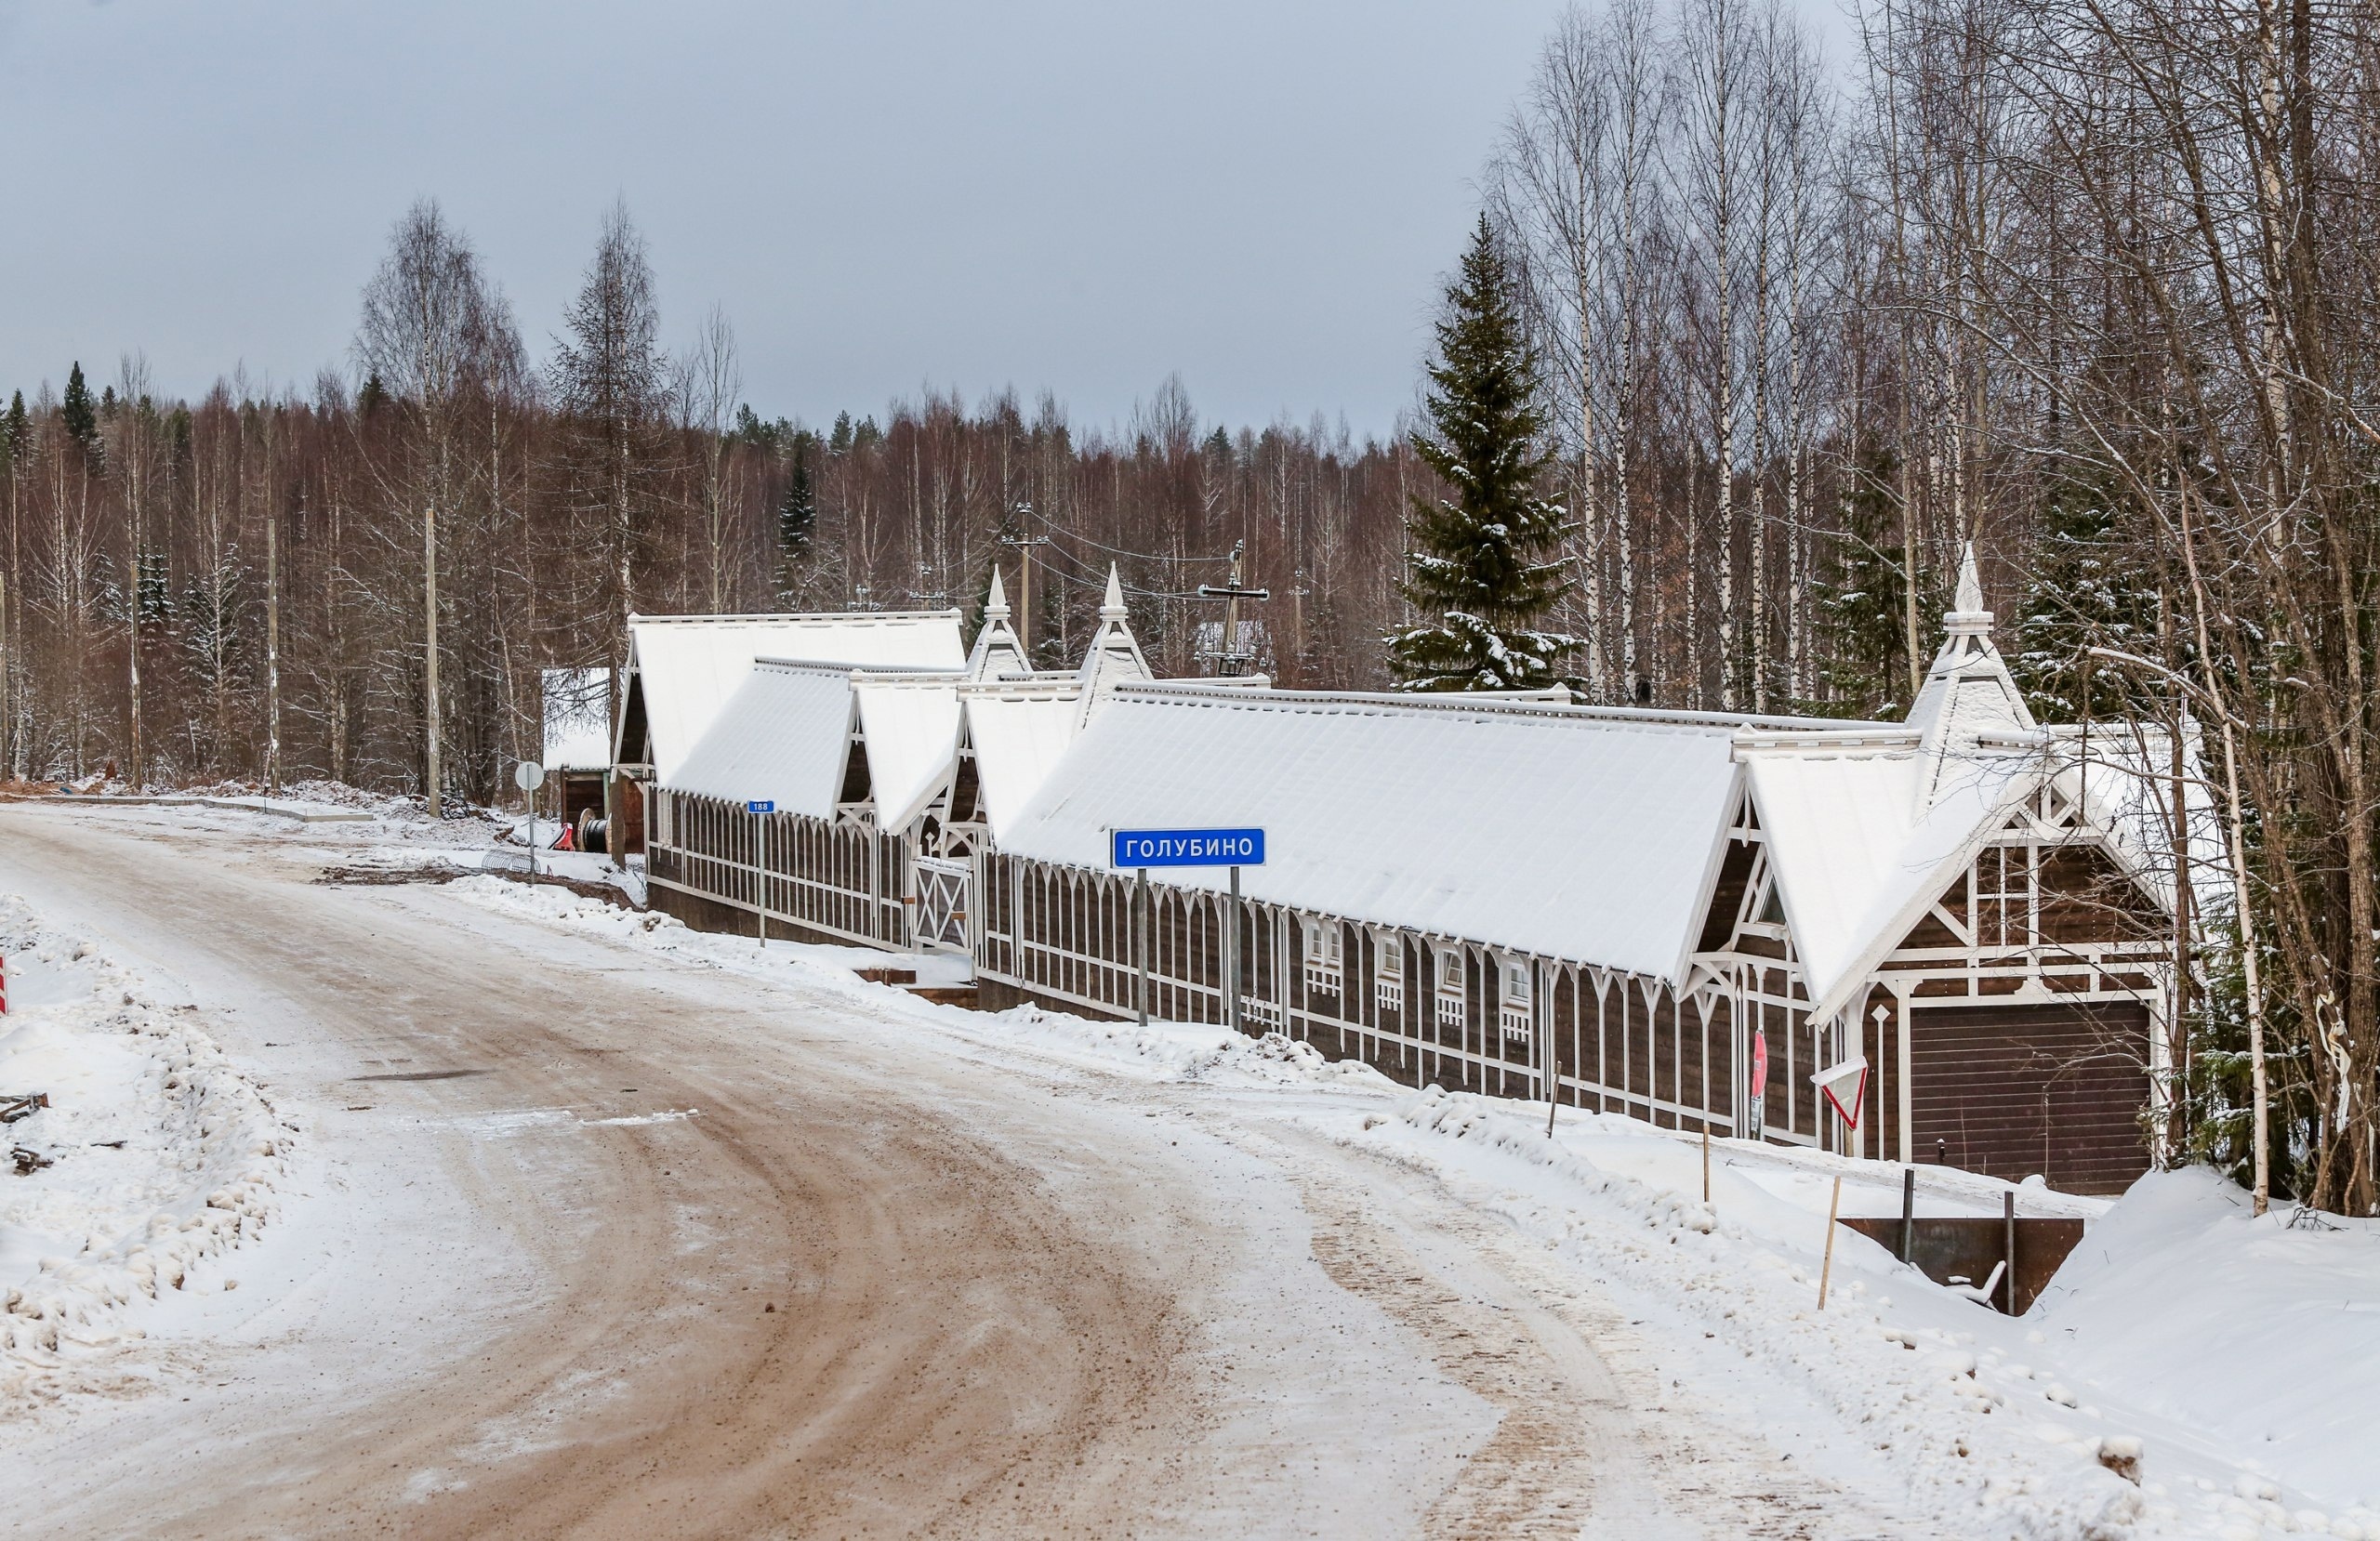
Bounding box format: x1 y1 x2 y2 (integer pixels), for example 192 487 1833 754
11 800 2351 1541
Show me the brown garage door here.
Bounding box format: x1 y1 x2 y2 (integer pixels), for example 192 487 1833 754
1910 1002 2150 1195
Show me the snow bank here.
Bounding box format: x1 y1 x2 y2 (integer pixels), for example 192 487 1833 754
1352 1090 2380 1540
2031 1169 2380 1513
0 896 295 1408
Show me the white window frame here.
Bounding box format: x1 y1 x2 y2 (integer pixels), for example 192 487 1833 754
1303 915 1342 995
1435 946 1465 1031
1498 955 1533 1041
1374 930 1406 1011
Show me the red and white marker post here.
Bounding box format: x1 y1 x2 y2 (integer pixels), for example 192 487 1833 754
1810 1053 1869 1311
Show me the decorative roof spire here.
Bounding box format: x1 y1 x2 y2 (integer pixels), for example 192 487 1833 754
1077 562 1151 720
1945 541 1993 637
965 560 1029 679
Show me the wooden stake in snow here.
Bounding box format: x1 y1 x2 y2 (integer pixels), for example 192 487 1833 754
1811 1052 1869 1311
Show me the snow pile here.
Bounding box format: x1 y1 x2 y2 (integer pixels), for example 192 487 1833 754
972 1004 1400 1090
1368 1090 2149 1537
2031 1169 2380 1515
1356 1088 2380 1540
0 896 295 1407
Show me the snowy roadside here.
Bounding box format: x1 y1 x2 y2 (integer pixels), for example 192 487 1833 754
448 873 2380 1541
0 895 296 1411
20 782 648 905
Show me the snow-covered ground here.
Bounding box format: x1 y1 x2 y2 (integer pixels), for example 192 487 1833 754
0 897 295 1407
2 795 2374 1539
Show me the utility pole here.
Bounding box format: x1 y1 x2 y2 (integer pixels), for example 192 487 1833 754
1000 516 1051 665
425 502 442 818
266 505 281 795
0 570 8 780
1196 540 1270 677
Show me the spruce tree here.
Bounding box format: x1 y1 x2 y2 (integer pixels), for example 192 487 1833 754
2009 459 2155 722
1812 442 1913 718
1 391 25 467
1388 217 1576 691
60 361 100 463
774 447 817 604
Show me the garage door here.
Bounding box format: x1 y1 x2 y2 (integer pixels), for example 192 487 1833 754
1909 1003 2150 1195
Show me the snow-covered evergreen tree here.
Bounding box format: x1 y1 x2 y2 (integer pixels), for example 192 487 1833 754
1388 217 1577 691
774 449 816 605
2009 461 2155 722
1811 442 1913 718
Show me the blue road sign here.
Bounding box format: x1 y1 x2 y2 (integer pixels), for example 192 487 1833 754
747 800 775 814
1110 827 1265 869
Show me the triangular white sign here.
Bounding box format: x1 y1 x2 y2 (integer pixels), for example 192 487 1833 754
1810 1055 1868 1132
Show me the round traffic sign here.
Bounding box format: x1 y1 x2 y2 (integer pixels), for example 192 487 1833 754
513 760 545 792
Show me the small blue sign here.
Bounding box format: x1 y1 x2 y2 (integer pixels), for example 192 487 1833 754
1110 827 1265 869
747 800 775 814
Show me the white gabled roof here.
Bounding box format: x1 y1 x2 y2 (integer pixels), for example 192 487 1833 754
621 611 964 781
1747 741 2042 1021
1000 683 1764 980
541 668 613 771
853 675 964 832
1743 543 2195 1024
667 661 859 817
962 686 1085 840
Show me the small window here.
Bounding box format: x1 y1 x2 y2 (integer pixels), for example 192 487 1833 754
1499 958 1533 1040
1756 879 1786 927
1374 930 1405 1010
1437 948 1464 993
1303 916 1342 996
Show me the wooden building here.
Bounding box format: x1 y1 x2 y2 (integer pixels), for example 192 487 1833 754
612 609 968 863
625 552 2202 1193
641 569 1166 949
539 668 614 845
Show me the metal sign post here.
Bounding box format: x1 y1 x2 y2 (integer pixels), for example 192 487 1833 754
1109 828 1265 1032
1135 867 1150 1027
747 800 775 946
513 760 545 877
1226 865 1242 1035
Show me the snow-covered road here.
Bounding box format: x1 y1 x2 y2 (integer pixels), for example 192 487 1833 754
8 799 2373 1541
0 802 1897 1538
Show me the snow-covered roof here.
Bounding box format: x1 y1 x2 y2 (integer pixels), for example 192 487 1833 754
961 686 1085 840
619 611 965 781
999 683 1759 980
1746 740 2041 1021
665 661 860 817
541 668 612 771
853 675 964 831
1739 546 2202 1024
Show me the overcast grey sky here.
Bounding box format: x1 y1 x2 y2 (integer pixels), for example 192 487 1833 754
0 0 1642 438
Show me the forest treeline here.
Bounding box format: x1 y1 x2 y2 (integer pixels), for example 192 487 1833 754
4 0 2375 1207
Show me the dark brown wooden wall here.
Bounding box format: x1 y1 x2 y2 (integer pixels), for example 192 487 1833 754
1908 1002 2150 1194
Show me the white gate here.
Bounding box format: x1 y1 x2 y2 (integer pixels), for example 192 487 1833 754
915 856 972 953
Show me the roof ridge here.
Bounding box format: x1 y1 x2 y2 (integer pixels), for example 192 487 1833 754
1114 680 1897 734
628 609 961 626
